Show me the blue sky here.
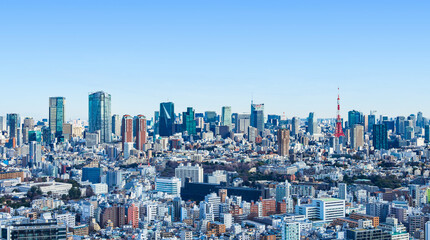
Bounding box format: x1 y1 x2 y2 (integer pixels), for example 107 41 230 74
1 1 429 120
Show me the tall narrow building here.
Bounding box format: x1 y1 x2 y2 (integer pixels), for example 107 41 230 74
221 106 232 128
251 103 264 134
291 117 300 136
159 102 175 137
373 124 388 150
351 124 364 150
182 107 196 135
112 114 121 137
89 91 112 143
135 115 147 151
6 113 20 138
121 115 133 151
49 97 65 138
277 128 290 156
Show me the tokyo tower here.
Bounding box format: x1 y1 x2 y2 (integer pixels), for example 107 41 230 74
334 88 345 138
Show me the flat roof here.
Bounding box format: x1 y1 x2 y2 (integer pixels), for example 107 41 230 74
318 198 343 202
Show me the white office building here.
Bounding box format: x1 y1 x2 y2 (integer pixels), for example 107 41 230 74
175 163 203 186
155 177 181 196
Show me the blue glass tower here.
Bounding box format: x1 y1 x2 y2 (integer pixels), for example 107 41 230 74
89 91 112 143
49 97 65 138
159 102 175 137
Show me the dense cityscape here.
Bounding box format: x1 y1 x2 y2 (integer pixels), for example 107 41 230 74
0 90 429 240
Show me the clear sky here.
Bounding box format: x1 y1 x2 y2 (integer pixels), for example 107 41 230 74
1 1 429 120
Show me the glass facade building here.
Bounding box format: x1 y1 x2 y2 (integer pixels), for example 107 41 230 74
89 91 112 143
221 106 232 128
182 107 196 135
49 97 65 138
6 113 20 138
159 102 175 137
373 124 388 150
251 103 264 134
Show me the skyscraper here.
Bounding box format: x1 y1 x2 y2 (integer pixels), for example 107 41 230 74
6 113 20 139
49 97 65 138
236 113 250 133
0 116 5 132
121 115 133 151
373 124 388 150
338 183 347 201
277 129 290 156
351 124 364 150
89 91 112 143
221 106 232 128
159 102 175 137
135 115 147 151
251 103 264 134
112 114 121 137
425 125 430 143
368 114 376 133
307 112 316 135
291 117 299 136
182 107 196 135
396 116 406 135
348 110 364 128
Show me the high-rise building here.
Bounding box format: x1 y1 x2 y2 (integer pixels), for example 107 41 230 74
373 124 388 150
348 110 364 128
396 116 406 135
221 106 232 128
29 141 42 168
282 222 300 240
155 177 181 196
182 107 196 135
405 126 414 140
127 204 139 228
175 163 203 186
135 115 147 151
351 124 364 150
205 111 217 124
6 113 20 138
49 97 65 138
159 102 175 137
82 167 102 184
425 125 430 143
338 183 347 201
291 117 300 136
276 181 291 202
368 114 376 132
112 114 121 137
366 202 390 222
121 115 133 151
205 192 221 219
172 196 182 222
236 113 250 133
106 170 123 189
251 103 264 134
307 112 316 135
425 221 430 240
89 91 112 143
0 116 5 132
277 129 290 156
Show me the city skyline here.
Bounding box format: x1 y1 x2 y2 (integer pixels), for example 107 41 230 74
0 90 428 121
1 1 430 119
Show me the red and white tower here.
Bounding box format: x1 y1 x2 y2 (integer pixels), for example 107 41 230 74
334 88 345 138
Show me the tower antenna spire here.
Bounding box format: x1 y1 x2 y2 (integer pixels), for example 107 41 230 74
335 88 345 138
